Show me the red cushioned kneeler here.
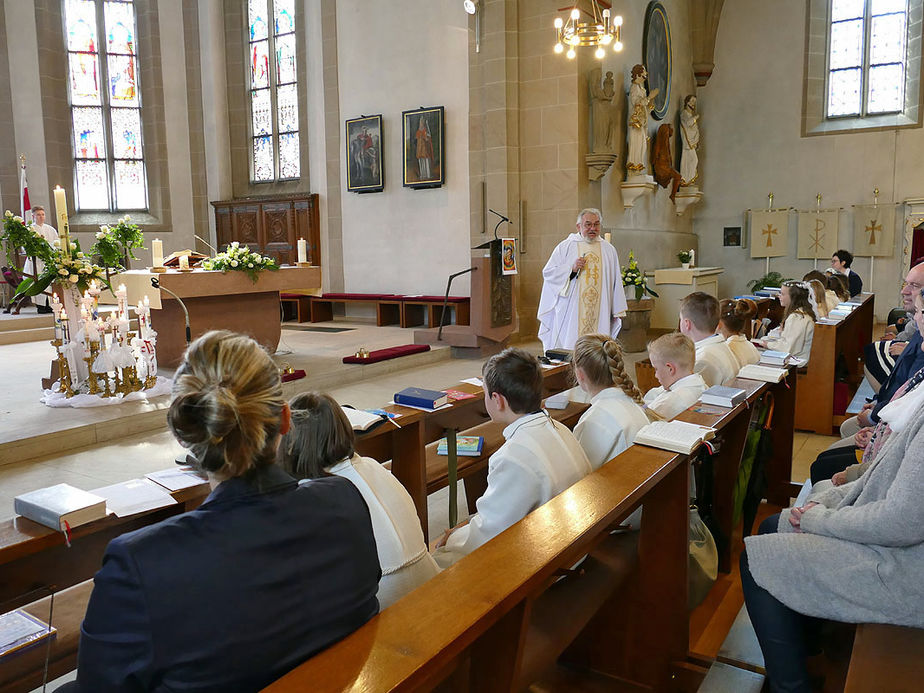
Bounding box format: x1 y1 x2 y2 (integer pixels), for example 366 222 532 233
342 344 430 364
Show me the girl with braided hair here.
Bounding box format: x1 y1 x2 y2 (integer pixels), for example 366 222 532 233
758 281 816 362
572 334 653 471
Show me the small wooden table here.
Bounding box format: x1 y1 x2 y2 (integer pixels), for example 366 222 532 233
115 267 322 368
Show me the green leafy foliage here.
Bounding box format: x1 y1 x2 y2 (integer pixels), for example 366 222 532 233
620 250 659 300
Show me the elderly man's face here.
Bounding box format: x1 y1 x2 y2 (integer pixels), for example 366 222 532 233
577 213 601 241
901 264 924 310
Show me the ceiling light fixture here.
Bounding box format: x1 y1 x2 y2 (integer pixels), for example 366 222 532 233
553 1 623 60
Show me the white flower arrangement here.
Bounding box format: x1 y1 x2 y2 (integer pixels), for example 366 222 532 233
202 242 279 282
620 250 659 301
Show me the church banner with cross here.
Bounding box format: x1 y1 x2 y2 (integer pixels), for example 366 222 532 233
749 209 790 259
797 210 839 259
853 204 896 257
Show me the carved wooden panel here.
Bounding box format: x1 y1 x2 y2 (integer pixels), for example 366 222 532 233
211 195 319 268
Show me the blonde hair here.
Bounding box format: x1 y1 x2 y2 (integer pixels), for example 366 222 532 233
808 279 828 318
168 330 284 476
647 332 695 372
573 334 646 408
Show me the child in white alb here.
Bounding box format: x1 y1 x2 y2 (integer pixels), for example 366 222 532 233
432 348 591 568
679 292 740 387
572 334 652 470
758 281 816 363
644 332 707 420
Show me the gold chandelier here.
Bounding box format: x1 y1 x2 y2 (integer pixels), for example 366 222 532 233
554 1 623 60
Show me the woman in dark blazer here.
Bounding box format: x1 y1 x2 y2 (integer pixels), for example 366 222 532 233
65 331 381 692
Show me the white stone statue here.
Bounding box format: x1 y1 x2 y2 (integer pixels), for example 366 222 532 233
590 68 616 153
626 64 658 178
680 95 701 187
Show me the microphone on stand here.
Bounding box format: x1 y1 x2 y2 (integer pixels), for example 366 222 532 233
488 208 512 240
194 235 217 255
151 277 191 346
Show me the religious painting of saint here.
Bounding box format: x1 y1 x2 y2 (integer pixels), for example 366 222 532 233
643 1 671 121
723 226 741 247
501 238 517 275
402 106 444 188
345 114 384 193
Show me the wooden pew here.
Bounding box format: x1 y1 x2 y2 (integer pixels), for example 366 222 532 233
845 624 924 692
795 293 874 434
263 443 690 692
0 484 211 693
674 367 797 572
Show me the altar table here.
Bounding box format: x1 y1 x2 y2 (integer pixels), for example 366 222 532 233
114 267 322 367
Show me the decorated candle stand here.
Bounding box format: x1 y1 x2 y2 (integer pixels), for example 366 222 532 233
48 282 159 400
35 185 163 403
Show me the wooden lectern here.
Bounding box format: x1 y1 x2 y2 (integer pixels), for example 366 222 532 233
414 240 517 355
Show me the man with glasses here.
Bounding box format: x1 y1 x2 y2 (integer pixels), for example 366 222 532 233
836 262 924 445
537 208 627 353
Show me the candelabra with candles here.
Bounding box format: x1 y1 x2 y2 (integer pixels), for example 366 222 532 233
47 281 159 399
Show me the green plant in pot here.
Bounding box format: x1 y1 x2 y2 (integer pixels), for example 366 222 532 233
747 271 787 292
677 250 692 267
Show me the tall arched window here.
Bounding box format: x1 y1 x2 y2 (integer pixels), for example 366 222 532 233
248 0 300 182
827 0 909 117
64 0 147 210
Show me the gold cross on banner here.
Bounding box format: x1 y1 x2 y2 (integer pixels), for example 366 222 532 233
866 219 882 245
762 224 778 247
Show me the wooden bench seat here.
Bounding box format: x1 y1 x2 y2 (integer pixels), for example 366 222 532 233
845 623 924 692
0 581 93 693
279 292 312 323
400 295 471 328
310 293 404 326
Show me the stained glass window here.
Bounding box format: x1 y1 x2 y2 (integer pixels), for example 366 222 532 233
65 0 146 210
827 0 908 118
248 0 300 182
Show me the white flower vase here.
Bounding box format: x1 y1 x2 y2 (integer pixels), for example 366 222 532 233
681 262 691 270
625 285 637 303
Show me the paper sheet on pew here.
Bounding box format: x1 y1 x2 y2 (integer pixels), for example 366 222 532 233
91 479 177 517
460 377 483 388
145 467 207 492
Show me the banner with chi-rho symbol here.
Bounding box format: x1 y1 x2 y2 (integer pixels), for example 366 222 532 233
749 209 790 259
797 210 839 259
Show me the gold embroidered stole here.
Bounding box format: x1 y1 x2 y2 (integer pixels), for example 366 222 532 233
577 241 602 337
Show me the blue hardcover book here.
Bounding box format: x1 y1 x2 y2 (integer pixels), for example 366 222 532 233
436 436 485 457
394 387 449 410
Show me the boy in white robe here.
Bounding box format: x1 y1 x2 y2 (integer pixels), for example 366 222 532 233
679 292 739 387
433 348 591 568
643 332 707 420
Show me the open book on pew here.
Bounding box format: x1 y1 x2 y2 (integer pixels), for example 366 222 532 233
737 364 788 383
633 420 716 455
0 610 56 659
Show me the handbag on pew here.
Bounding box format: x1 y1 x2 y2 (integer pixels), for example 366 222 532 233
689 500 718 610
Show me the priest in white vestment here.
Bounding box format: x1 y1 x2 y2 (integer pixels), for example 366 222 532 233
23 206 57 311
537 208 627 352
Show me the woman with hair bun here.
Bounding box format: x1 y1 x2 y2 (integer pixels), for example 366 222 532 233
718 298 760 368
70 331 381 693
758 281 816 362
572 334 653 471
280 392 439 609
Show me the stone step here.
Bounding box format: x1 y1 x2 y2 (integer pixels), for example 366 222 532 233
697 662 764 693
716 605 765 674
0 314 53 332
0 325 55 345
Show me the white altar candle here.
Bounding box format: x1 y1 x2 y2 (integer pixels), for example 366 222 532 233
53 186 68 241
152 239 164 267
297 238 308 263
179 254 189 270
603 232 612 244
689 249 695 267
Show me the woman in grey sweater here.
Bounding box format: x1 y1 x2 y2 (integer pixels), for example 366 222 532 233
741 391 924 692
